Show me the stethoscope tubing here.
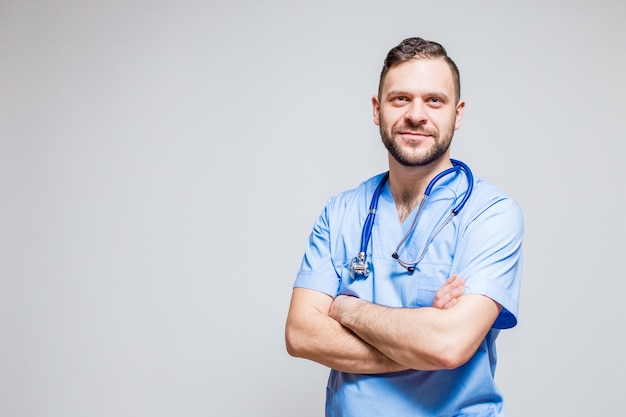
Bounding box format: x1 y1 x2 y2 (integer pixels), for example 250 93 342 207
351 159 473 277
359 172 389 255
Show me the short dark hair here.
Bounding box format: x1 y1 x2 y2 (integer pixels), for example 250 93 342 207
378 37 461 102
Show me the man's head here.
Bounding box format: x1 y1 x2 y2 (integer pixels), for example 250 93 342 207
378 37 461 104
373 37 465 168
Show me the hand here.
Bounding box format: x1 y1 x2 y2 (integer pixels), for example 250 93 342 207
432 273 465 309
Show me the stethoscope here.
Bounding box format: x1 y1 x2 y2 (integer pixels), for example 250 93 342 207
349 159 473 278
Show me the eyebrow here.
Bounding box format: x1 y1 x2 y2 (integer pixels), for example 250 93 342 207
385 89 451 102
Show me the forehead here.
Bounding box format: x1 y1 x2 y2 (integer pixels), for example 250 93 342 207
381 58 456 96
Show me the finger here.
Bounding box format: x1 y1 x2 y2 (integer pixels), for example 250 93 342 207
435 275 462 299
433 276 466 309
433 289 456 308
437 274 459 294
444 273 458 285
442 298 458 309
450 277 465 292
447 278 466 297
435 293 457 308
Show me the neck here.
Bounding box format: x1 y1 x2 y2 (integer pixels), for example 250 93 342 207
387 156 453 223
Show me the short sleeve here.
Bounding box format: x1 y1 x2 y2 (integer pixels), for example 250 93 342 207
293 198 342 297
453 197 524 329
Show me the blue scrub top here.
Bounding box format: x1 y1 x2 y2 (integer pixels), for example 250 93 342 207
294 167 524 417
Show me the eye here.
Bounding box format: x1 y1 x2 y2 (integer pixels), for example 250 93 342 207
390 96 410 106
427 97 444 107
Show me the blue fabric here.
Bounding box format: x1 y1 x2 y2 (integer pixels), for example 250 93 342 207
294 168 524 417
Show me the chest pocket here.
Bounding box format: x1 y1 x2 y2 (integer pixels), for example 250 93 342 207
390 207 460 307
336 257 451 308
394 262 451 307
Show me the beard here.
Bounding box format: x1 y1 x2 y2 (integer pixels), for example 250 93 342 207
380 118 454 167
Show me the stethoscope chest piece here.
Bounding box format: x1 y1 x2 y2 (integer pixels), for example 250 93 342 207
349 252 370 279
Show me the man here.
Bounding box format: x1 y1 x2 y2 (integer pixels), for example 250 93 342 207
285 37 523 417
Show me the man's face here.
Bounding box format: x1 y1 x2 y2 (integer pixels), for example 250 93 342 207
373 58 465 167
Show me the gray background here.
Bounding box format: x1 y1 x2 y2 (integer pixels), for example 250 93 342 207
1 0 624 416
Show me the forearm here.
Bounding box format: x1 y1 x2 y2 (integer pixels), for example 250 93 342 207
285 289 408 374
331 297 446 370
330 294 500 371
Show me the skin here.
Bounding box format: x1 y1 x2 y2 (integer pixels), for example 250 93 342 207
285 58 502 373
285 275 466 373
374 58 465 222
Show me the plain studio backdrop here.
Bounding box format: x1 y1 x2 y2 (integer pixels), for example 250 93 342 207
1 1 624 416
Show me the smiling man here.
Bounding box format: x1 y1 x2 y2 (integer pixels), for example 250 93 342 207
285 37 524 417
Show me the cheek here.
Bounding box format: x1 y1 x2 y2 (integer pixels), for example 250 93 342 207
378 111 398 131
439 113 459 132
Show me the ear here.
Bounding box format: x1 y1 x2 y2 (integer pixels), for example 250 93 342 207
372 95 381 126
454 100 466 131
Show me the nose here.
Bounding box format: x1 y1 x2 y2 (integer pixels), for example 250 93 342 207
404 101 428 125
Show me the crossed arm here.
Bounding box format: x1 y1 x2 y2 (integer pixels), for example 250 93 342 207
285 275 501 373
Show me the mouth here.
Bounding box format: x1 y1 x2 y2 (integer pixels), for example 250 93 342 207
394 124 434 138
396 130 432 141
399 130 430 136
